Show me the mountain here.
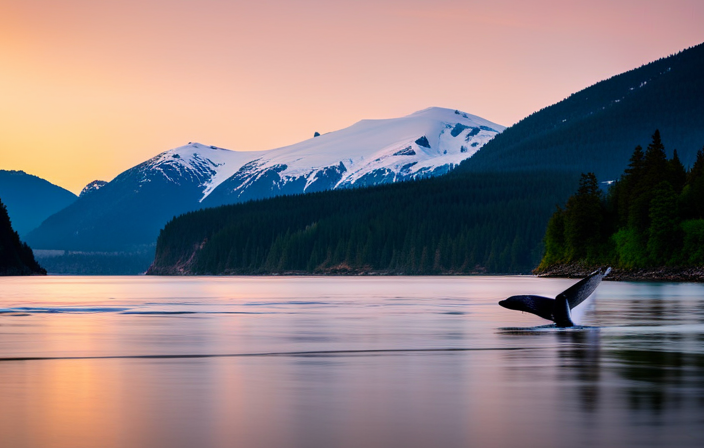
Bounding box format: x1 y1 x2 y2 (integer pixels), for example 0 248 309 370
0 197 46 275
0 170 77 237
456 43 704 181
147 43 704 276
24 143 263 252
79 180 108 197
202 107 503 207
26 108 503 255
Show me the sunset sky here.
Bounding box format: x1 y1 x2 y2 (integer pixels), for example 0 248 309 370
1 0 703 194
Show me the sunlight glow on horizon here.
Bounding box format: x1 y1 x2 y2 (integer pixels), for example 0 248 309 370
1 0 703 193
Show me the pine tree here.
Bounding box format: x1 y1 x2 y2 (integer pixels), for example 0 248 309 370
563 173 605 261
647 182 680 263
668 149 687 192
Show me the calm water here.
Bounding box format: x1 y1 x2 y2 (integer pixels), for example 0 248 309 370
1 276 703 448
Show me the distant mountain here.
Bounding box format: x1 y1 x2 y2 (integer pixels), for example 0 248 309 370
0 170 77 237
26 108 503 253
79 180 108 197
0 197 46 275
457 42 704 180
24 143 260 252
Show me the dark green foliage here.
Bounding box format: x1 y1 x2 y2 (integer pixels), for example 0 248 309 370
562 173 606 260
681 148 704 220
541 132 704 269
647 182 680 262
456 43 704 181
150 171 580 275
680 220 704 265
0 197 46 275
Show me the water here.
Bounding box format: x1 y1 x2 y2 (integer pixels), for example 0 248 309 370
1 276 703 448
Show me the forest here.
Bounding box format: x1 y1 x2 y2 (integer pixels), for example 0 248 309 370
149 171 580 275
539 130 704 270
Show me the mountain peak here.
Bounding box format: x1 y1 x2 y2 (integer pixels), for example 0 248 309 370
79 180 108 198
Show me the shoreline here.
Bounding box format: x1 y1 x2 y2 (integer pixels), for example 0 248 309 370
535 263 704 283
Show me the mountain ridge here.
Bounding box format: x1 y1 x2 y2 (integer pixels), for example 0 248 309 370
456 42 704 179
26 107 503 257
0 170 77 237
146 42 704 276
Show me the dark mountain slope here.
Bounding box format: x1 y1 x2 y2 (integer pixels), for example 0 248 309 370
25 158 209 252
457 43 704 180
0 170 77 237
0 197 46 275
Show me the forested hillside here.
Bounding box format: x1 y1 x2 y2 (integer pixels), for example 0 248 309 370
148 43 704 276
457 43 704 181
539 131 704 271
0 197 46 275
148 171 579 275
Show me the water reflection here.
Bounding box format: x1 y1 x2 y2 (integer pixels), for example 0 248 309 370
556 330 602 413
0 276 703 447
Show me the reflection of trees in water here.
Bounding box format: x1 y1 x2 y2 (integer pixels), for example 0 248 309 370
557 330 602 413
611 345 704 413
557 330 704 415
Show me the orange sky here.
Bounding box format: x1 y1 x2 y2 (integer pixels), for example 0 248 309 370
1 0 703 194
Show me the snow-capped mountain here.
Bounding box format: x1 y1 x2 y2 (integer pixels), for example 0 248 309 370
25 107 503 252
124 107 502 207
203 107 503 206
135 143 266 201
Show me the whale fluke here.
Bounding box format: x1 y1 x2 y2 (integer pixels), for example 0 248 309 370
498 267 611 327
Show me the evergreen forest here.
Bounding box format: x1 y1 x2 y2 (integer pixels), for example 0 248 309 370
149 171 580 275
539 130 704 270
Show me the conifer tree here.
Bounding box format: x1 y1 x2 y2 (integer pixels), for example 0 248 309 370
668 149 687 192
647 182 680 263
563 173 604 261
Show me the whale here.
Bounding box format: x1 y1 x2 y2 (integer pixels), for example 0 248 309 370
498 267 611 327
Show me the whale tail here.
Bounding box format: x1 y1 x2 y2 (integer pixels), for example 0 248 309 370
553 267 610 327
499 267 611 327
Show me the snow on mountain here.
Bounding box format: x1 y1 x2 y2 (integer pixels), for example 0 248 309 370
203 107 504 206
126 107 503 207
135 143 266 200
79 180 108 197
25 107 503 253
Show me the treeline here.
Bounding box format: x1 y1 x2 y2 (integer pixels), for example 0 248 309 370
36 250 155 275
540 130 704 269
0 197 46 275
149 171 580 275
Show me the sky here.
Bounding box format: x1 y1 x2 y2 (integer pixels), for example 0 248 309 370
1 0 703 194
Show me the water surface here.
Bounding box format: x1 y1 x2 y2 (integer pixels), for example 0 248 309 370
1 276 703 447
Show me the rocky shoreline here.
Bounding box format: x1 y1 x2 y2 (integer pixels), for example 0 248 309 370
535 263 704 283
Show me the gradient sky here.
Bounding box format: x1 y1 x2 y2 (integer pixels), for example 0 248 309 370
1 0 703 194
